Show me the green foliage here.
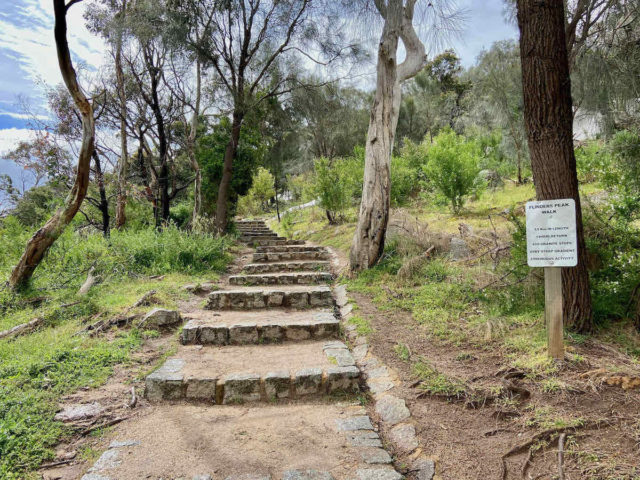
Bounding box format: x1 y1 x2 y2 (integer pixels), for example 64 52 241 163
280 212 295 239
311 157 361 224
424 129 482 213
575 140 611 184
236 167 276 216
390 155 418 207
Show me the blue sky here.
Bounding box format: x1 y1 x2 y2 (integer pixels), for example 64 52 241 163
0 0 517 182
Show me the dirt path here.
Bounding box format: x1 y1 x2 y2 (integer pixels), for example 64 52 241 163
60 220 421 480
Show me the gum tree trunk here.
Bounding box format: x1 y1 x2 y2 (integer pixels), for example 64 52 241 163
350 0 427 272
114 0 128 229
215 109 243 233
189 60 202 224
9 0 95 289
516 0 593 332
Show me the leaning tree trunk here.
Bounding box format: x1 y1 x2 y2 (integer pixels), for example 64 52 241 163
189 60 202 225
350 0 427 272
516 0 593 332
9 0 95 289
114 0 128 229
215 110 244 233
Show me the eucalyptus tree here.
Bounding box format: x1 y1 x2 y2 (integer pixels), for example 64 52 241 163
516 0 593 332
468 40 528 184
169 0 355 233
349 0 461 272
9 0 95 289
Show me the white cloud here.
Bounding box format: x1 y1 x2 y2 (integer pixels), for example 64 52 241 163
0 0 107 108
0 128 36 157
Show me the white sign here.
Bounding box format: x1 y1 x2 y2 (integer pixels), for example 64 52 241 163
526 199 578 267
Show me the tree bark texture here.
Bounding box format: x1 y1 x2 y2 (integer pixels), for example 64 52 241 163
189 60 202 225
215 110 243 233
92 150 110 237
516 0 593 332
114 0 128 229
350 0 427 272
9 0 95 289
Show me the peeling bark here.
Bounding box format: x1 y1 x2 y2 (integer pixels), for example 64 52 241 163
9 0 95 289
350 0 427 272
114 0 128 229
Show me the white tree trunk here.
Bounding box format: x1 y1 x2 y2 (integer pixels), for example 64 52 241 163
350 0 427 272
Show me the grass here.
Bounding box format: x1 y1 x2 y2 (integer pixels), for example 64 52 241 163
0 222 233 479
412 358 466 397
347 314 374 336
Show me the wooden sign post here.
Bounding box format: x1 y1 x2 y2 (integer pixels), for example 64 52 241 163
526 199 578 360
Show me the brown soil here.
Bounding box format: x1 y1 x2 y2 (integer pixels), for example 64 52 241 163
184 308 335 326
96 403 370 480
179 341 332 378
352 291 640 480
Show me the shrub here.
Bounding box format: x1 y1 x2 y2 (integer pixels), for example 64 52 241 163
390 155 418 207
423 129 481 213
311 157 355 224
575 140 610 183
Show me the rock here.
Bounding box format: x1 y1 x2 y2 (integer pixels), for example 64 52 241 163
412 458 436 480
185 377 217 401
335 416 373 431
355 469 403 480
478 169 503 188
81 475 112 480
108 440 140 449
264 371 291 399
326 366 360 393
346 431 382 447
367 367 389 379
340 303 353 317
367 378 395 395
145 359 185 401
54 402 104 422
388 423 418 454
375 395 410 425
353 343 368 362
333 284 348 307
194 476 214 480
324 348 355 367
89 449 121 471
224 475 270 480
140 308 181 328
282 470 335 480
449 237 470 261
295 368 323 396
229 324 259 344
358 448 393 465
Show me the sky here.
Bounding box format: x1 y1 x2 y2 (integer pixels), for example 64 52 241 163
0 0 517 183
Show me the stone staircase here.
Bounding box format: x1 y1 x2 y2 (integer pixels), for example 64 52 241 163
80 219 405 480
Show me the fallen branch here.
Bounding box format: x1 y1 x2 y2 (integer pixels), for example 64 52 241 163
74 290 156 336
78 266 98 295
80 415 130 436
0 317 45 340
558 433 566 480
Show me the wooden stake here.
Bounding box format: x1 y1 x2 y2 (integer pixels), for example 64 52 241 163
545 267 564 360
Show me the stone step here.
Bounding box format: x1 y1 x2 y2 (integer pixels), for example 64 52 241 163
256 245 326 253
244 261 330 274
239 231 278 237
145 340 359 403
253 250 331 262
229 271 333 286
206 285 333 310
181 309 339 345
237 229 273 234
243 238 306 247
79 403 403 480
240 236 287 244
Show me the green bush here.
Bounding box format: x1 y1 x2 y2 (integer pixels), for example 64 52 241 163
311 157 359 224
575 140 611 183
423 129 481 213
390 155 418 207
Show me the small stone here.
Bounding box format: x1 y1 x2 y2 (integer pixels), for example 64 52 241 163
412 458 436 480
264 371 291 399
145 359 185 401
54 402 104 422
346 431 382 447
324 348 355 367
355 468 403 480
89 449 121 471
294 368 323 396
367 378 395 395
108 440 140 449
140 308 181 328
193 475 214 480
340 303 353 317
367 367 389 379
388 423 418 454
260 324 283 342
282 470 335 480
180 321 199 344
358 447 393 465
335 416 373 431
375 395 410 425
223 373 261 403
353 343 368 362
81 475 112 480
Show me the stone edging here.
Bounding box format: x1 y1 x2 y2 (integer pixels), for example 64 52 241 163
334 284 436 480
206 286 333 309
